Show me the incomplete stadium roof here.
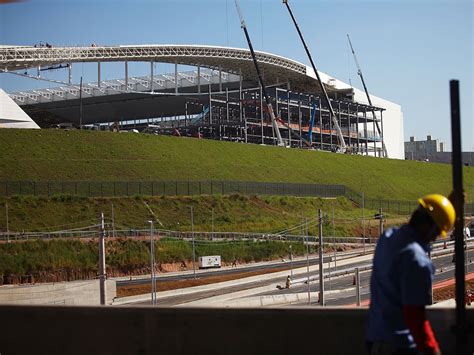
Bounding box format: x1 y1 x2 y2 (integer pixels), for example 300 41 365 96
0 44 336 93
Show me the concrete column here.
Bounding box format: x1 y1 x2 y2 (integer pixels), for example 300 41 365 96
219 66 222 92
319 97 323 150
175 61 178 94
373 112 376 156
150 61 154 92
97 61 101 88
239 68 242 124
287 89 291 146
364 109 368 156
197 65 201 94
380 110 385 157
125 60 128 90
68 63 72 84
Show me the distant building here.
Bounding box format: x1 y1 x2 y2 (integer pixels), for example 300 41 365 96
405 135 473 166
405 135 444 159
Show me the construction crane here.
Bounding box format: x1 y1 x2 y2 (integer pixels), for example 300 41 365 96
282 0 347 153
234 0 284 147
347 34 388 158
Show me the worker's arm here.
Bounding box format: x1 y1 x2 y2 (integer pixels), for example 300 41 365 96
403 305 440 355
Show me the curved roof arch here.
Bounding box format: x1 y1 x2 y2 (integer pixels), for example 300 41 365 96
0 44 326 92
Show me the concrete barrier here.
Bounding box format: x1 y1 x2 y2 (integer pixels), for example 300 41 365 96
0 280 116 305
0 305 472 354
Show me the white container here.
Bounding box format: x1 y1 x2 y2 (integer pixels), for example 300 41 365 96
198 255 221 269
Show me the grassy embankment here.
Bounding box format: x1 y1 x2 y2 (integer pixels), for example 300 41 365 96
0 238 313 284
0 194 396 236
1 129 472 200
1 129 471 283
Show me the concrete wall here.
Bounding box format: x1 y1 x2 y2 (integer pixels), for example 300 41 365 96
0 280 116 305
0 88 40 129
0 306 472 354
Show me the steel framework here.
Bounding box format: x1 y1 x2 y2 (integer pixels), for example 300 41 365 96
147 84 385 155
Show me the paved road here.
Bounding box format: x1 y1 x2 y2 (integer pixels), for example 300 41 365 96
129 248 473 307
284 252 474 306
117 250 366 287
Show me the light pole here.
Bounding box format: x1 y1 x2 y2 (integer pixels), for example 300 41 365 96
211 208 214 241
5 202 9 243
289 244 293 278
305 217 311 305
362 191 366 252
148 220 156 305
191 206 196 279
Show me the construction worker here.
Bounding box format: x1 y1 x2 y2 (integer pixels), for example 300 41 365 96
285 275 291 289
366 194 455 355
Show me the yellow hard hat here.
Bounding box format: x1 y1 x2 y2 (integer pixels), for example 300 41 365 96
418 194 456 237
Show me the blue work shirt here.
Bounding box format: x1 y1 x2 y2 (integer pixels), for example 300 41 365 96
366 225 435 349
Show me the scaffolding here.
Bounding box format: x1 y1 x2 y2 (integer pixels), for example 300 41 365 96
151 84 385 156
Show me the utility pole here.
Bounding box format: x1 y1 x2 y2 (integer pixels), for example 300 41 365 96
5 202 9 243
318 209 325 306
304 217 311 305
111 203 115 238
99 213 106 305
211 208 214 241
450 80 467 354
79 76 83 130
191 206 196 279
149 220 156 305
289 244 293 278
362 192 366 253
332 205 336 270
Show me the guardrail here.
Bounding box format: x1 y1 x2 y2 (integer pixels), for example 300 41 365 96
0 227 375 243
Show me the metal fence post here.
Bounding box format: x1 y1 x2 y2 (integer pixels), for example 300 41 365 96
355 267 361 306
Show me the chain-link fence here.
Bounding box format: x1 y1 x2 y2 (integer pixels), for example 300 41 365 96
0 180 472 216
0 180 347 199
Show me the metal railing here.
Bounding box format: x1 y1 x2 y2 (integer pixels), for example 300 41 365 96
0 228 368 243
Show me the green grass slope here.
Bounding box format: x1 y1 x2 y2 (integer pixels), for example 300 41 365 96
1 129 472 200
1 195 391 237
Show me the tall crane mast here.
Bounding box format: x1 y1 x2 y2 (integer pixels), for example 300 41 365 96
234 0 284 147
282 0 347 153
347 34 388 158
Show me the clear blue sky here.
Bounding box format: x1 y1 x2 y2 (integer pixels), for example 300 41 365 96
1 0 472 151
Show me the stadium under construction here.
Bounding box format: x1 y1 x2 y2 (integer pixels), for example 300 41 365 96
0 45 404 159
